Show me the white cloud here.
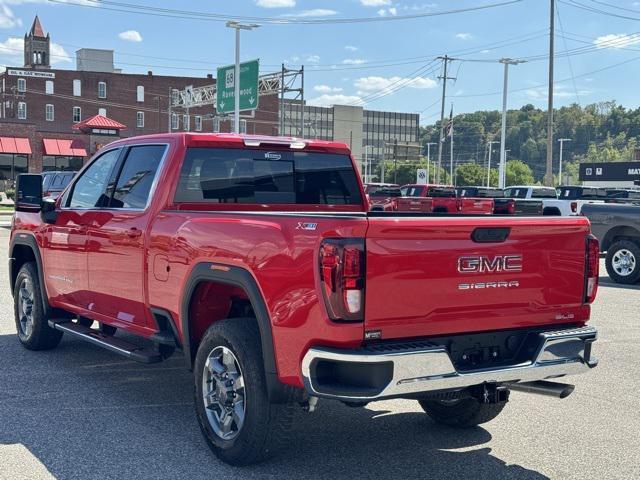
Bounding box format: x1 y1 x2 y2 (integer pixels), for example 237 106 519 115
355 75 437 93
305 54 320 63
342 58 367 65
377 7 397 16
345 45 358 51
118 30 143 42
594 33 640 49
308 93 363 107
360 0 391 5
456 32 472 40
255 0 295 7
0 4 22 29
523 85 592 100
388 7 397 15
282 9 337 17
0 36 71 64
314 84 343 93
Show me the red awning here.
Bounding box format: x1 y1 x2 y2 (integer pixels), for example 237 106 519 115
72 114 126 130
0 137 32 155
42 139 87 157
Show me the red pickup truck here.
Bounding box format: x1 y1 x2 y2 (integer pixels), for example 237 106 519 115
399 184 494 214
10 133 599 466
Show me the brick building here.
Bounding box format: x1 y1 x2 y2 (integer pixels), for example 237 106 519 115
0 16 278 180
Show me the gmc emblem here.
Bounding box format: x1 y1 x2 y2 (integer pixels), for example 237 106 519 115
458 254 523 274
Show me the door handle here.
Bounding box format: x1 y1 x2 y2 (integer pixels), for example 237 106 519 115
126 227 143 238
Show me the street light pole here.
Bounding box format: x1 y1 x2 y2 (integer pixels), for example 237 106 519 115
498 58 525 189
226 21 259 134
558 138 571 186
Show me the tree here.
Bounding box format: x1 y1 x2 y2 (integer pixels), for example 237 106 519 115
456 163 486 186
505 160 534 186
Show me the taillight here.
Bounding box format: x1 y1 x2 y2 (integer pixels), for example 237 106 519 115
507 199 515 215
319 239 365 321
585 234 599 303
571 201 578 213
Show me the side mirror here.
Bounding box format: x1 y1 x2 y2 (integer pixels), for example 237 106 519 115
41 197 58 224
15 174 43 212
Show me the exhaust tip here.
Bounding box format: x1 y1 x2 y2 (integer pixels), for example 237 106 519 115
508 380 576 399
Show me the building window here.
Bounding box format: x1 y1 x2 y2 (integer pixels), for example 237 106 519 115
43 156 84 172
171 113 178 130
73 79 81 96
98 81 107 99
73 106 81 123
45 104 54 121
171 89 179 105
0 154 28 181
98 108 107 117
194 115 202 131
45 80 54 95
136 85 144 102
17 102 26 119
17 78 26 93
183 115 190 131
136 111 144 128
213 117 220 133
231 119 247 134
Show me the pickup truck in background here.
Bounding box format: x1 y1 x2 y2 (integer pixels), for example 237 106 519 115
582 202 640 283
399 184 494 214
505 186 569 216
456 186 543 216
10 133 600 466
367 186 402 211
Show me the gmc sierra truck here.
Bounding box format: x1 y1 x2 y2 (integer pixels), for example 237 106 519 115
10 133 599 466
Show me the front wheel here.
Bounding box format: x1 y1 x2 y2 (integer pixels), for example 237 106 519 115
194 318 293 466
14 262 63 350
605 240 640 284
418 397 506 428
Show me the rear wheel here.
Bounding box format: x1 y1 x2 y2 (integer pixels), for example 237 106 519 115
418 397 506 428
14 262 63 350
194 318 293 466
606 240 640 284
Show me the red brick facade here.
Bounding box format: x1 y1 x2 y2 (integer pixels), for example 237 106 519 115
0 66 279 173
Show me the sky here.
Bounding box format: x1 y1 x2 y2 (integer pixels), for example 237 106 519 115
1 0 640 125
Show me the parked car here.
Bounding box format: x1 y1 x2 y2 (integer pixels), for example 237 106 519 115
367 186 401 211
504 185 573 215
555 185 606 213
41 171 77 199
605 188 640 203
363 182 398 195
582 202 640 283
456 186 541 215
10 133 600 466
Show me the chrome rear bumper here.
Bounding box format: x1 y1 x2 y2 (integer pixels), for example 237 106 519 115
301 325 597 402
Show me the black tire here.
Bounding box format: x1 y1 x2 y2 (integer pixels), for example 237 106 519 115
13 262 63 350
605 240 640 284
418 397 506 428
194 317 294 466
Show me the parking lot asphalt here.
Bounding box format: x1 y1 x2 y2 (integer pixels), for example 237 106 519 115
0 226 638 480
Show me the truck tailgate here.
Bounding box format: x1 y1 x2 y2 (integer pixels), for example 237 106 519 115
364 216 591 340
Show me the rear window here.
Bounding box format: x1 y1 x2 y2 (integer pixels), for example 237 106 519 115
531 188 557 199
458 188 503 198
370 188 401 197
504 188 527 198
404 186 425 197
174 148 362 205
426 187 456 197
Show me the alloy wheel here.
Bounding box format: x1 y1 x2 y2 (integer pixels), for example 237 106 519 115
17 277 35 339
612 249 636 277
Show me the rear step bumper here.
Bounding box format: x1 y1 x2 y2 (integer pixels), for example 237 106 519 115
301 325 597 401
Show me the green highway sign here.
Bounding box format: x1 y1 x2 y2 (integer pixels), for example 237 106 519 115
216 59 259 114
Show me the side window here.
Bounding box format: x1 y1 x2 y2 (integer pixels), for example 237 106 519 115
68 149 120 208
110 145 166 209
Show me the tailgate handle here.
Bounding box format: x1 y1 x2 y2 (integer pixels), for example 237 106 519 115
471 227 510 243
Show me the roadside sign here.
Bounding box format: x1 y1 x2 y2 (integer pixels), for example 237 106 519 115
417 168 427 184
216 59 259 114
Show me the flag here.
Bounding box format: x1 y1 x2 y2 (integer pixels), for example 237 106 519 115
443 106 454 138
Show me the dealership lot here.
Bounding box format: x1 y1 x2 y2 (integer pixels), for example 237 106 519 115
0 227 638 480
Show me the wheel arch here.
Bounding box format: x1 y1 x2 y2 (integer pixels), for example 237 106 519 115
9 234 51 315
180 263 287 402
601 225 640 252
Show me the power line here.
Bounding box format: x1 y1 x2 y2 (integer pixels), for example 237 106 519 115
559 0 640 21
555 1 581 106
49 0 524 25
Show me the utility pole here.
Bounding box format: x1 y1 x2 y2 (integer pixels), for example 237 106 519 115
425 142 437 183
300 65 305 138
226 21 260 134
545 0 555 186
449 104 454 184
437 55 456 184
558 138 571 186
498 58 525 188
168 87 172 133
393 139 398 184
487 140 499 187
